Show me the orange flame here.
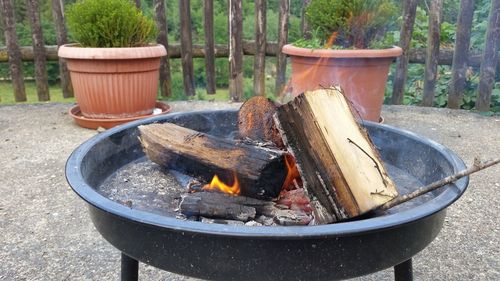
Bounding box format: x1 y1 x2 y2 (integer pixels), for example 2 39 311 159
281 154 301 190
324 31 338 49
280 33 336 101
203 173 241 196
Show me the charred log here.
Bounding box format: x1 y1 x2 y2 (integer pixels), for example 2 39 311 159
179 191 312 226
180 192 260 221
139 123 288 199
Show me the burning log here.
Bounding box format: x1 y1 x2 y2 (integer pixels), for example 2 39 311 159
138 123 288 199
274 87 398 224
179 191 312 226
180 192 262 221
238 96 284 148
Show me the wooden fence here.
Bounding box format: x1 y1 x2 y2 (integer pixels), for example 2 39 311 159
0 0 499 111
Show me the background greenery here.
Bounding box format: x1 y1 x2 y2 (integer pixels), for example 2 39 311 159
65 0 157 47
0 0 498 113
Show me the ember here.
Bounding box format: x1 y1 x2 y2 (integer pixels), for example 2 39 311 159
281 154 301 190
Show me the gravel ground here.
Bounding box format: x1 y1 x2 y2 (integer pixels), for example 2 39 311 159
0 102 498 281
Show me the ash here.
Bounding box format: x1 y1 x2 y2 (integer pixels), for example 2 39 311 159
98 157 184 217
97 158 437 223
384 163 434 214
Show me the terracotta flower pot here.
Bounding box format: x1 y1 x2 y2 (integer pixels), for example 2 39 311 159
58 44 167 119
282 44 402 122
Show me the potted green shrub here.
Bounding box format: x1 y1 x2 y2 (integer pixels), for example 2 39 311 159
58 0 167 121
282 0 402 122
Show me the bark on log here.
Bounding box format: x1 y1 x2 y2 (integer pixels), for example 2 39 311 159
253 0 266 96
274 88 398 224
476 0 500 111
51 0 73 98
392 0 418 105
229 0 244 101
448 0 475 109
275 0 289 97
203 0 216 95
0 0 26 102
179 0 195 96
139 123 288 199
27 0 50 102
422 0 443 107
154 0 172 97
238 96 284 148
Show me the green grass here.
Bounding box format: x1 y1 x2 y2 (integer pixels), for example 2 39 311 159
0 81 75 104
0 81 234 105
194 88 230 101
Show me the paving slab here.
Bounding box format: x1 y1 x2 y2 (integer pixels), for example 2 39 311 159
0 102 498 281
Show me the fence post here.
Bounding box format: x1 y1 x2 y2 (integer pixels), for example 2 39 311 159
51 0 73 98
179 0 195 97
392 0 418 105
422 0 443 107
253 0 266 96
229 0 243 101
275 0 289 97
0 0 26 102
204 0 216 95
301 0 311 39
154 0 172 98
27 0 50 101
476 0 500 111
448 0 475 109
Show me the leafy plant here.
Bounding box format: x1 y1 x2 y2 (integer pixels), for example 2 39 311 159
303 0 398 48
65 0 157 47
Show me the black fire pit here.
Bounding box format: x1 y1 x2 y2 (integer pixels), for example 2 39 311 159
66 109 468 281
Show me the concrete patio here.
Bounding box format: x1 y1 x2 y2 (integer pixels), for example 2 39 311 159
0 102 498 280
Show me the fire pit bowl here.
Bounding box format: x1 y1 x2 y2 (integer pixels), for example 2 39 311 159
66 109 468 281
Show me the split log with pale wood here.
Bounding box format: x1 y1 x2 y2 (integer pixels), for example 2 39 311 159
274 87 398 224
138 123 288 200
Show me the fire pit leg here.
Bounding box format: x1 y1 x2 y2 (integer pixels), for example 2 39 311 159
394 258 413 281
121 253 139 281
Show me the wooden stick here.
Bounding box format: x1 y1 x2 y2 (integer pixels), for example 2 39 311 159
380 157 500 210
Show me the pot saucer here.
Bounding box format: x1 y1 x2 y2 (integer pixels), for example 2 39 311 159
69 102 171 130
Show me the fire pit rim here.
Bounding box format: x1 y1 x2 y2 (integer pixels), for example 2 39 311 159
66 109 468 238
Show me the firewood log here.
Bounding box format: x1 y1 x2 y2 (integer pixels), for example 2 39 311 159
179 191 312 225
274 87 398 224
238 96 284 148
139 123 288 199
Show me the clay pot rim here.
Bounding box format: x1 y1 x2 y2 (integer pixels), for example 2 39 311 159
58 43 167 60
282 44 402 58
